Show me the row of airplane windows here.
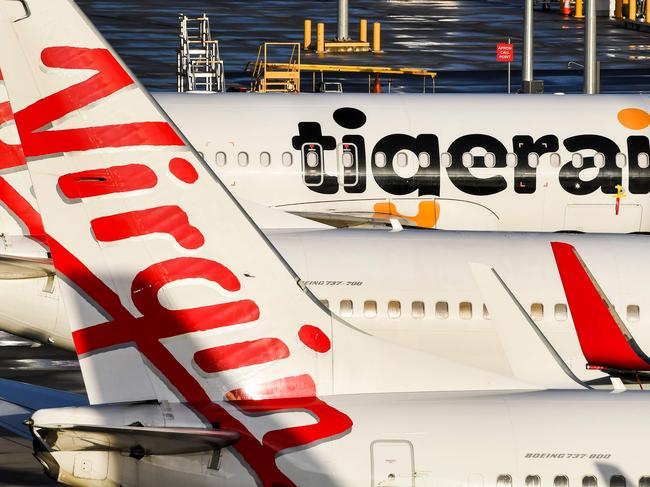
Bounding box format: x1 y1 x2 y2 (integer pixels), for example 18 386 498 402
498 474 637 487
200 149 650 170
320 298 641 323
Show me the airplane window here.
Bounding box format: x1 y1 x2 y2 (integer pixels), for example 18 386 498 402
364 300 377 319
306 151 319 168
639 152 650 169
215 151 227 167
610 476 626 487
526 475 541 487
375 151 387 168
396 152 408 168
497 475 513 487
388 300 401 319
238 152 249 167
594 152 606 169
528 152 539 168
260 152 271 167
462 152 473 168
339 300 353 318
554 303 568 321
506 153 518 168
554 475 569 487
483 304 491 320
441 152 452 168
616 153 627 169
418 152 431 168
484 152 496 168
459 301 473 320
412 301 425 319
531 303 544 321
638 477 650 487
342 151 354 168
550 153 561 168
583 476 597 487
282 151 293 167
435 301 449 319
572 153 583 169
320 299 329 308
627 305 640 322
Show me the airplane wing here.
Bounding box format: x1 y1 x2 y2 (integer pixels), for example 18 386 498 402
0 378 88 438
31 424 239 455
0 253 53 279
551 241 650 373
470 262 589 389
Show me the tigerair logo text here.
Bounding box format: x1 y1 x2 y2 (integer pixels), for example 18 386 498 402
294 107 650 197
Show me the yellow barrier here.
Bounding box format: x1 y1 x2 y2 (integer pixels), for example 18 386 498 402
575 0 584 18
630 0 637 21
372 22 381 52
360 19 367 43
317 22 325 54
616 0 624 19
304 19 312 50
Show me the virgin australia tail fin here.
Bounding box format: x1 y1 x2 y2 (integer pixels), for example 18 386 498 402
0 69 43 239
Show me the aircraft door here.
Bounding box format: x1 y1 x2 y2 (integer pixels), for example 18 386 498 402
371 440 415 487
302 142 326 187
337 142 359 188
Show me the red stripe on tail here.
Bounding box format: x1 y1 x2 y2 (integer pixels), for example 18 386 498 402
551 242 650 371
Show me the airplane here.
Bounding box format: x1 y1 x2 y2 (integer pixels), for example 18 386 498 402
3 28 650 233
3 3 650 487
157 92 650 233
5 227 650 384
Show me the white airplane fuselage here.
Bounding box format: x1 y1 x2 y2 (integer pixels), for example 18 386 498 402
156 93 650 233
32 390 650 487
4 229 649 382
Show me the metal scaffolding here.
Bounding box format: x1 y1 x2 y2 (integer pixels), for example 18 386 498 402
177 13 225 93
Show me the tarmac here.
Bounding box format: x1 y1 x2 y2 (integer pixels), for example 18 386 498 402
0 430 57 487
0 334 82 486
75 0 650 93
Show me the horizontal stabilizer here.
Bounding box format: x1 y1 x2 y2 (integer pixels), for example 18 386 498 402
551 242 650 372
0 254 53 279
293 211 417 229
0 378 87 438
34 424 239 455
470 262 587 389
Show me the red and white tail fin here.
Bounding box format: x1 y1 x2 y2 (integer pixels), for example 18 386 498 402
551 242 650 372
0 69 44 239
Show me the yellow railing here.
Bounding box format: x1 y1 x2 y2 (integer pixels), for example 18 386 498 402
251 42 301 93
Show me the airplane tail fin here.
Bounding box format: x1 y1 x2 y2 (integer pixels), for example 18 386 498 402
0 69 44 240
551 242 650 373
470 262 588 389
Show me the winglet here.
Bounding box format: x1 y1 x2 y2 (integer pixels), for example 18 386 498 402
470 262 588 389
551 242 650 372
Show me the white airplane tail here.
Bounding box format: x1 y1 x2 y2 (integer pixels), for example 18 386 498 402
0 69 43 239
